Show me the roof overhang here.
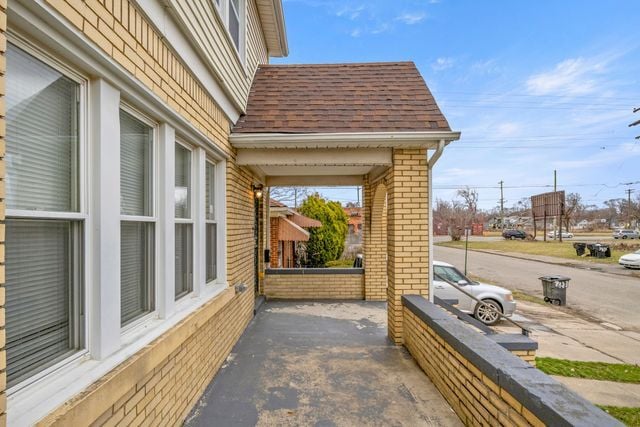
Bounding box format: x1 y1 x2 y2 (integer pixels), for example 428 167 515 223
230 131 461 149
256 0 289 57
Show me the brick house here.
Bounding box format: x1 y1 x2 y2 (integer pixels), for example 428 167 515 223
0 1 622 426
268 198 321 268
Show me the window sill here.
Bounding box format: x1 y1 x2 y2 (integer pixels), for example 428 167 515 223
8 282 229 426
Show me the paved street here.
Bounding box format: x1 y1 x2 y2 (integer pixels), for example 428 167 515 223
434 245 640 331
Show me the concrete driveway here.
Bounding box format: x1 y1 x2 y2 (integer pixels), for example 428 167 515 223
434 245 640 331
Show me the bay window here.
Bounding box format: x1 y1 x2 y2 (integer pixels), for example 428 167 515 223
5 43 85 387
120 109 155 327
175 143 194 299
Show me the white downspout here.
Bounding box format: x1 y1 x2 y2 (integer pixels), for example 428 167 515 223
427 140 446 302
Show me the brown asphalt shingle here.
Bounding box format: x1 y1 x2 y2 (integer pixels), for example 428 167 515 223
233 62 451 134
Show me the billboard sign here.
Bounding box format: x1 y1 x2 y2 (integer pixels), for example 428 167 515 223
531 191 565 218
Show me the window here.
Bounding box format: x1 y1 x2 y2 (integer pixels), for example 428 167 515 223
214 0 243 53
433 265 467 284
175 143 193 299
120 109 155 326
5 43 84 387
205 161 218 282
228 0 241 49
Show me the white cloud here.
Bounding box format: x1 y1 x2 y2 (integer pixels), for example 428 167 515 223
431 57 454 71
525 57 607 96
336 4 365 20
494 122 522 138
349 28 362 37
395 12 426 25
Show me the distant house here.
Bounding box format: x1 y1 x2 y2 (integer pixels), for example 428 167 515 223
344 206 363 243
269 199 322 268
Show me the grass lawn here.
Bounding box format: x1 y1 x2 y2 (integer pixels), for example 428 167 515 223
536 357 640 383
437 239 627 265
325 259 355 268
598 406 640 426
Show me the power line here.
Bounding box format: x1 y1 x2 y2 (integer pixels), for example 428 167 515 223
433 90 640 101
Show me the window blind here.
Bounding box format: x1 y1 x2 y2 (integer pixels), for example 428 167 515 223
6 220 77 387
120 110 152 217
205 162 215 221
175 224 193 298
175 145 191 219
206 223 217 282
121 222 154 325
5 45 79 213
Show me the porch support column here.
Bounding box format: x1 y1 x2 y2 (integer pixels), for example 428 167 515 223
387 148 429 344
364 176 387 301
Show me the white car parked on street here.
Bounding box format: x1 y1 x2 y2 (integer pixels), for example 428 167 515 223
433 260 516 326
619 250 640 269
547 231 574 239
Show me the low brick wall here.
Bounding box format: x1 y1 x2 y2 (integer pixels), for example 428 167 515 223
265 268 364 300
40 287 254 426
402 295 621 427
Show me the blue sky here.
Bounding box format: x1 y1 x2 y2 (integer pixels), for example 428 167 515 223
272 0 640 210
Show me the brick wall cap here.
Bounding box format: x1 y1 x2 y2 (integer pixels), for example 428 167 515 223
265 268 364 275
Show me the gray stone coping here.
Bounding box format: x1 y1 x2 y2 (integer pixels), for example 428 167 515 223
265 268 364 275
402 295 622 427
487 334 538 351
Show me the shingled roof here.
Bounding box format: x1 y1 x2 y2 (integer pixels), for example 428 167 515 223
233 62 450 134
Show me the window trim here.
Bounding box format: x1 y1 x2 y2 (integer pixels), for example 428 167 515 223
174 140 196 300
5 37 90 394
119 104 159 331
210 0 246 65
205 159 219 284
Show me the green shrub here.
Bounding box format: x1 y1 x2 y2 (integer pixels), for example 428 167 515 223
299 195 349 267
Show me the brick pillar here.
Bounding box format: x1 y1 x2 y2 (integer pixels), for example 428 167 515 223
0 1 6 423
269 218 280 268
364 178 388 301
387 149 429 344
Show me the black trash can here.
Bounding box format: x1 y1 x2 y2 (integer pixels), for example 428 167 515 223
586 243 598 257
597 244 611 258
539 275 570 306
573 242 587 256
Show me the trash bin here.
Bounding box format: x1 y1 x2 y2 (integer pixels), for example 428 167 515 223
573 242 587 256
539 275 570 306
597 244 611 258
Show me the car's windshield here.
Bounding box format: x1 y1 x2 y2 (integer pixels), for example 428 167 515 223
434 265 468 284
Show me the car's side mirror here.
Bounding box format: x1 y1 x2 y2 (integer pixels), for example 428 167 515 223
457 280 468 286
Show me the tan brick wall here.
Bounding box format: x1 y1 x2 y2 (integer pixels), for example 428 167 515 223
39 288 254 426
387 149 429 344
403 308 544 427
0 1 6 425
512 350 537 366
363 179 387 302
265 274 364 300
3 0 265 424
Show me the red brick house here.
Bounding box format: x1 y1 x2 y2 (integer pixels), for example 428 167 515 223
269 199 321 268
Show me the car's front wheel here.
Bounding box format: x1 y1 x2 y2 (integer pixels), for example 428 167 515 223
474 299 503 326
510 236 516 240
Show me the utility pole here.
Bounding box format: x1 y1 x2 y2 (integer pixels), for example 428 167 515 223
631 106 639 140
552 170 557 239
499 180 505 231
626 188 635 228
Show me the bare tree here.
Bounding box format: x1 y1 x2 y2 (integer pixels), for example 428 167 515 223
563 193 583 230
269 187 311 208
456 186 478 223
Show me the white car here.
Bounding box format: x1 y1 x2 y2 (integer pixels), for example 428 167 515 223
619 250 640 269
433 260 516 325
547 231 574 239
613 229 640 239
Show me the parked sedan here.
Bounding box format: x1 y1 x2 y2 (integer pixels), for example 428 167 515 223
547 231 574 239
433 260 516 325
613 229 640 239
619 250 640 269
502 229 527 240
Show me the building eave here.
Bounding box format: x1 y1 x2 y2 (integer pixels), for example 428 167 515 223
256 0 289 58
230 131 461 149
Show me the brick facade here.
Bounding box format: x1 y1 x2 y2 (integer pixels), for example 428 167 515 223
3 0 264 424
39 288 254 426
386 149 429 344
264 273 364 300
403 308 545 426
363 179 388 302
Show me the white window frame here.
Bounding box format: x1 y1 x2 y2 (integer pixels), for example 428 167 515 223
5 36 90 394
119 104 159 332
212 0 246 63
174 140 196 301
205 159 219 284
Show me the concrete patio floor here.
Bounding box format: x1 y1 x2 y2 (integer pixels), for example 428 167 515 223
185 300 461 426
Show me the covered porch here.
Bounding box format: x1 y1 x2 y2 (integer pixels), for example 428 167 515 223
231 62 460 343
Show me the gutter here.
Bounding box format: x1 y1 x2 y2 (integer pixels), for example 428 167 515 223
427 140 447 303
272 0 289 57
230 131 461 149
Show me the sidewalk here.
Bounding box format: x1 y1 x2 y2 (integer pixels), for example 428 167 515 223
497 300 640 407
